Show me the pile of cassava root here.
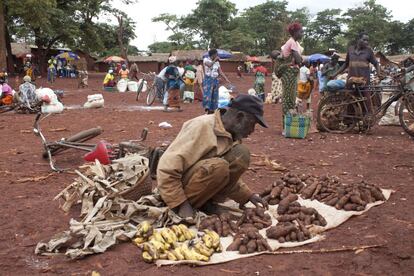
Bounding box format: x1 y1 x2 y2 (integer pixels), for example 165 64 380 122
226 225 272 254
198 214 238 237
300 176 385 211
236 207 272 230
198 207 272 237
260 172 385 211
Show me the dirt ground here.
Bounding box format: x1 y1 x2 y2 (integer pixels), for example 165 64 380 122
0 73 413 275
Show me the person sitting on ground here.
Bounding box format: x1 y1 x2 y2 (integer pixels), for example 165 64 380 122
0 75 14 106
17 76 37 107
119 64 129 80
157 94 269 218
103 70 115 88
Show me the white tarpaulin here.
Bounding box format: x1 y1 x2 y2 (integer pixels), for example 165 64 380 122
156 189 392 266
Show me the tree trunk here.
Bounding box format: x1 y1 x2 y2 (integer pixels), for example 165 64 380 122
5 24 14 73
117 15 127 61
0 1 7 71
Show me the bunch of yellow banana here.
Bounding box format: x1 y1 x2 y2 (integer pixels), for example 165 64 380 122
133 221 153 246
140 225 219 263
202 229 222 252
162 242 210 262
170 224 196 242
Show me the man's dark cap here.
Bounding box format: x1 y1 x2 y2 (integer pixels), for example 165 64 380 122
228 94 268 128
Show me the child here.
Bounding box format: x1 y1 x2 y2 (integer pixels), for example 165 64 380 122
297 61 313 113
253 64 268 101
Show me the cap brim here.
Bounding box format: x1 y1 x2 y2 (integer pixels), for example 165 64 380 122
255 114 268 128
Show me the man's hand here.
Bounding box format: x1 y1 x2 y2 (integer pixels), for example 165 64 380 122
249 193 268 209
177 200 194 218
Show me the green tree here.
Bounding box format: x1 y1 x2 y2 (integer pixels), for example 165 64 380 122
152 13 196 50
181 0 237 48
343 0 391 51
242 0 289 55
303 8 345 54
385 21 406 55
148 41 176 53
0 1 7 70
5 0 137 70
404 19 414 53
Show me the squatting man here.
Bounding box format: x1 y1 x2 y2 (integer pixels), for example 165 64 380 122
156 94 269 218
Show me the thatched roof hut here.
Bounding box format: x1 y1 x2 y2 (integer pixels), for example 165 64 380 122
171 50 205 61
11 42 32 58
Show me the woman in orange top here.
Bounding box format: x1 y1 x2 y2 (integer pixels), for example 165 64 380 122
118 64 129 80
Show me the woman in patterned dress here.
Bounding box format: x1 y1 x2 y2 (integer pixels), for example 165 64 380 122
272 22 304 128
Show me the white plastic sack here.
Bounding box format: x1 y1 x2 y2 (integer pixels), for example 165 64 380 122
35 88 64 114
84 94 104 109
35 88 59 104
128 81 139 92
248 88 256 96
183 91 194 101
218 86 231 108
87 94 103 101
379 92 399 126
158 122 172 129
84 99 104 109
41 102 64 114
117 79 128 93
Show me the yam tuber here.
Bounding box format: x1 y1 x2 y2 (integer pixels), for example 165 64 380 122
335 194 351 210
266 225 296 239
270 186 282 199
226 237 242 251
277 213 299 222
239 244 248 254
246 239 257 253
268 198 280 205
301 182 318 199
277 194 298 214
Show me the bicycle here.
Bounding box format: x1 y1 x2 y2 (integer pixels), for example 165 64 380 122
34 112 155 172
317 66 414 137
144 73 165 106
33 113 103 171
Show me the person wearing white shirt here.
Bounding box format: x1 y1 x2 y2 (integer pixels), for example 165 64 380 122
297 62 313 112
202 49 230 114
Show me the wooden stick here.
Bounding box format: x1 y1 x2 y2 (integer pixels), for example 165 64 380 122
270 244 384 255
16 173 55 183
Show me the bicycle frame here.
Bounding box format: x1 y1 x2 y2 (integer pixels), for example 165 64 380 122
33 113 96 171
354 84 405 120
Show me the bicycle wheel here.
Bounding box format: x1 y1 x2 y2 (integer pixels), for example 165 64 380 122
136 80 145 101
43 127 103 158
146 85 157 106
317 93 362 134
398 94 414 138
